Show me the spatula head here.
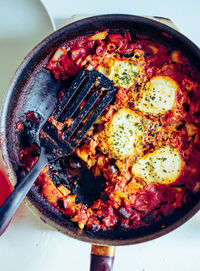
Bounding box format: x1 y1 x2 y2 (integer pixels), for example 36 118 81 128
39 69 118 162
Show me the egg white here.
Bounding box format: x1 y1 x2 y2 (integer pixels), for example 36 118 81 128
97 58 143 88
135 76 178 115
132 146 183 184
100 108 145 159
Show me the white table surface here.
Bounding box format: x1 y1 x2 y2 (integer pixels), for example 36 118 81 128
0 0 200 270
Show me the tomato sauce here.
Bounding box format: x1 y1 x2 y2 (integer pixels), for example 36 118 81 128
18 30 200 231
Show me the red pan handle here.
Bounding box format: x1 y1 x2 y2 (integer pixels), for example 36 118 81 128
90 245 115 271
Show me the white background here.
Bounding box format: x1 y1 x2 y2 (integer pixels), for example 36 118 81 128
0 0 200 270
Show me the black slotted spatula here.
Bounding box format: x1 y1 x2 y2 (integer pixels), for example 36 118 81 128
0 69 117 234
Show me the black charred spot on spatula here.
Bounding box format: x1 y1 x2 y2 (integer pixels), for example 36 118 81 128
49 155 106 207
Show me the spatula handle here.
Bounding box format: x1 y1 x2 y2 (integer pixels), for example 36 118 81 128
0 148 47 235
90 245 115 271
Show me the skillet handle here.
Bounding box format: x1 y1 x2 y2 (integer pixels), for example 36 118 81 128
0 148 47 235
90 245 115 271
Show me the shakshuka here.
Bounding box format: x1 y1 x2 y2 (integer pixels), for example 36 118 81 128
18 30 200 230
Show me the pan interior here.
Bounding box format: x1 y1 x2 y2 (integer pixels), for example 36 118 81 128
1 14 200 245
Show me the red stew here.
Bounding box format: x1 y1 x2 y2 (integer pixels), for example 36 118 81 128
18 30 200 231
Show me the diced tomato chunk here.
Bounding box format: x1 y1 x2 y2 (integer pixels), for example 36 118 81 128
119 43 135 54
108 34 126 47
85 40 95 53
133 186 160 212
96 40 106 56
124 31 132 42
61 55 80 76
71 48 86 61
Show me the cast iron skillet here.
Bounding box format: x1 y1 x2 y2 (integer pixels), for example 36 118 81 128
1 14 200 270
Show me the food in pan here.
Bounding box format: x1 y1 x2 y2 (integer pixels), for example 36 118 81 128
18 30 200 231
